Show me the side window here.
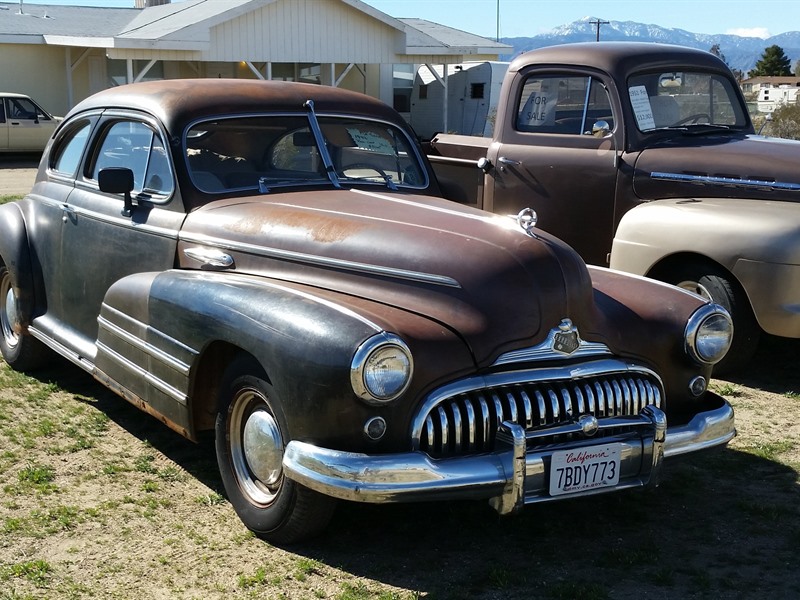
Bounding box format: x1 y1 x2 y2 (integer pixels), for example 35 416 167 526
0 100 6 124
93 120 173 198
51 120 92 176
8 97 44 121
516 75 613 134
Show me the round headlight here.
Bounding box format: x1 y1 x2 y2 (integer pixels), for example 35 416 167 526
685 304 733 365
351 333 413 404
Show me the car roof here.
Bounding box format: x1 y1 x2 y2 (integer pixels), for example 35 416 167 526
67 78 407 135
508 42 731 78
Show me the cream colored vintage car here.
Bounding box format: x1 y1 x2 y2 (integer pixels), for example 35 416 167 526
0 92 60 152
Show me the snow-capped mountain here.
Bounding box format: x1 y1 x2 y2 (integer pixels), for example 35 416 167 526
502 17 800 74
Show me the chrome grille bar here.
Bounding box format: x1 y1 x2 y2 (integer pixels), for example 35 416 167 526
415 364 663 457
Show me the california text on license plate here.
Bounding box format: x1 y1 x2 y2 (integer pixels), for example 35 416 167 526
549 443 621 496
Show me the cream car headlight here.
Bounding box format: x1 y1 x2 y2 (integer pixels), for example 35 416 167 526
351 333 413 404
685 304 733 365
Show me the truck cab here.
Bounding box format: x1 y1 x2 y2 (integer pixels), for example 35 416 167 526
428 42 800 370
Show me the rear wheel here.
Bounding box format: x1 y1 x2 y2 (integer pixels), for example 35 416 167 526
214 355 336 545
0 260 48 371
666 263 760 374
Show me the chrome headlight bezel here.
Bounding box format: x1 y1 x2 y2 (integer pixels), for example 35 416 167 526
351 333 413 404
685 303 734 366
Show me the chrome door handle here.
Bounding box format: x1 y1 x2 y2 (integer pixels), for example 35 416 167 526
498 156 521 166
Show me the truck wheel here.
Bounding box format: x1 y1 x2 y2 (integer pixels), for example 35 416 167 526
215 355 336 545
0 260 48 371
667 265 760 374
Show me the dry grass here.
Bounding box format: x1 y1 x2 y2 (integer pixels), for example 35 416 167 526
1 337 799 600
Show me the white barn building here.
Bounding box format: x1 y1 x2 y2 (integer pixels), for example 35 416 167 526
0 0 510 119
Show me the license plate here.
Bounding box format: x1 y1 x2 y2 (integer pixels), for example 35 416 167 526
549 443 621 496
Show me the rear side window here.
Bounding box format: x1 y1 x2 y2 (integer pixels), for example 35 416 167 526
51 120 92 176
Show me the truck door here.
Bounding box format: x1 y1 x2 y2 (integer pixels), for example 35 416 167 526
487 72 620 266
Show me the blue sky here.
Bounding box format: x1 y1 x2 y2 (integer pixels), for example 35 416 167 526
17 0 800 39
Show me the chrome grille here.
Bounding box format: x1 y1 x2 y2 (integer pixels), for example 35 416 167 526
415 365 663 457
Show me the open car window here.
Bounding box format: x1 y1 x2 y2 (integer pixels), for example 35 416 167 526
185 114 427 193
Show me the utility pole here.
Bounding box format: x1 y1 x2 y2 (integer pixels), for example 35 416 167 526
590 19 609 42
496 0 500 42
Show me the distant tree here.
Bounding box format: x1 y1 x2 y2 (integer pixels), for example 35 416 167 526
765 103 800 140
709 43 743 82
748 45 793 77
709 43 727 64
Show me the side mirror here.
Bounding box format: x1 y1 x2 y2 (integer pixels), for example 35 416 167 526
99 167 135 215
591 120 611 138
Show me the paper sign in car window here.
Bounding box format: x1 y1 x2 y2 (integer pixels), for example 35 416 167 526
629 85 656 130
347 128 394 155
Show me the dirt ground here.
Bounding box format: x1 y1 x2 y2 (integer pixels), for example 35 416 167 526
0 156 39 196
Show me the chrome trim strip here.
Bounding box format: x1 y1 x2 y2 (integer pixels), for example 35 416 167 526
28 325 94 372
650 171 800 191
492 331 612 366
178 232 461 288
101 304 198 357
183 246 234 268
96 340 188 405
97 315 192 376
57 204 181 238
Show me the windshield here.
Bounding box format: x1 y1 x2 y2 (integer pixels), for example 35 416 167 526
185 114 427 193
627 70 748 132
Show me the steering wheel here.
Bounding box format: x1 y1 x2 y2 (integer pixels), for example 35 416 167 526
674 113 710 125
339 163 390 179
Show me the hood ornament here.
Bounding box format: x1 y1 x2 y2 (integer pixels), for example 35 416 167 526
516 207 538 234
552 318 581 355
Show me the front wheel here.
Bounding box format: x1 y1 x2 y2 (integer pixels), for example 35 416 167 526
214 355 336 545
666 264 760 374
0 260 48 371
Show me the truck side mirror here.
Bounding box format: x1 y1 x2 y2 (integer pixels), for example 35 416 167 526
591 120 611 138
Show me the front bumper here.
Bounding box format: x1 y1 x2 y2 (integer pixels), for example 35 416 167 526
283 392 734 514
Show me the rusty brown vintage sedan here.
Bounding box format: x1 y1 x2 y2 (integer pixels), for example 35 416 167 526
0 79 735 543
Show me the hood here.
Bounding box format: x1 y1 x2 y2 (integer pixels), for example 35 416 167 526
178 189 594 366
632 134 800 202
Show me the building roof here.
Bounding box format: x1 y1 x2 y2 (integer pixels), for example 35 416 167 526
0 0 510 57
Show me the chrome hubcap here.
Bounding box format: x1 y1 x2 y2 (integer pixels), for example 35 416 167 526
242 409 283 486
229 388 283 506
0 271 19 349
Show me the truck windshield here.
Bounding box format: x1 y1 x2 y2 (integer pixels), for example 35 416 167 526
185 114 427 193
627 70 748 132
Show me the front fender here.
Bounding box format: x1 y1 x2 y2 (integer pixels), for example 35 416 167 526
96 270 473 448
610 198 800 336
610 197 800 275
0 201 35 328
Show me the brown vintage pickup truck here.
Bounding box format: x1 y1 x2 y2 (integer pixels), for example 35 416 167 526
428 42 800 371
